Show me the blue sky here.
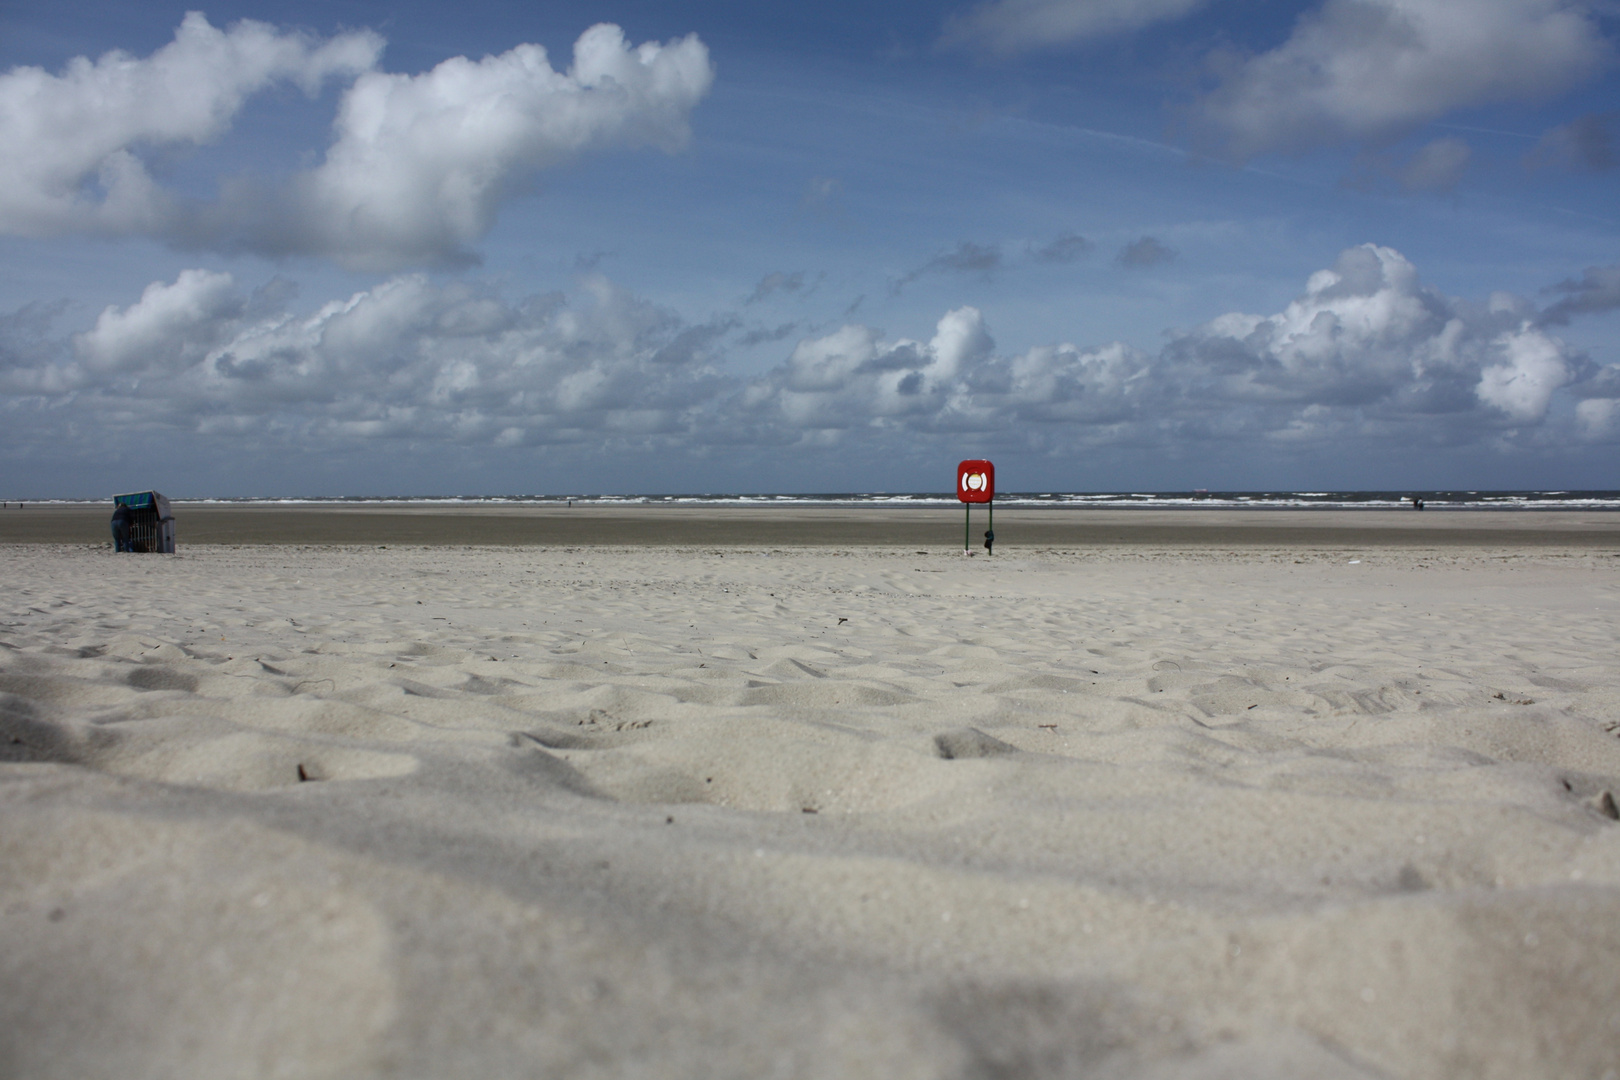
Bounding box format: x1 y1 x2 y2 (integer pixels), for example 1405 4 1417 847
1 0 1616 496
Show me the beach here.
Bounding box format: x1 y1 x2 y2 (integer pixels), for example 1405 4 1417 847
6 502 1620 548
3 509 1619 1078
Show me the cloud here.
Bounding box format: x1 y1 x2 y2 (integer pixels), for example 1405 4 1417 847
2 271 726 446
892 241 1003 293
1538 265 1620 326
740 307 995 432
0 18 714 271
1116 237 1176 268
238 24 714 270
1527 112 1618 172
1573 364 1620 401
746 272 808 305
0 300 71 387
1159 244 1569 419
896 233 1096 291
1399 137 1471 191
0 12 382 238
8 245 1619 469
1348 137 1473 194
1030 233 1093 264
1576 397 1620 439
1474 326 1574 422
736 323 802 347
75 269 243 374
739 244 1611 449
1189 0 1611 159
940 0 1210 55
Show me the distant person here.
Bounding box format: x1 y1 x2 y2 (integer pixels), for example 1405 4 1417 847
111 502 132 552
983 528 994 555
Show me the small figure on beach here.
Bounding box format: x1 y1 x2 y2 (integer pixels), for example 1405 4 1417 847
1412 497 1425 511
111 502 132 552
983 528 994 554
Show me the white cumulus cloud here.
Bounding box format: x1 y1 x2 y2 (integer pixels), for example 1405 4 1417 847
237 24 715 270
739 244 1605 450
1575 397 1620 439
0 17 713 271
748 308 995 434
0 12 381 237
5 246 1617 470
1190 0 1610 159
0 270 727 449
75 268 242 374
1474 327 1574 422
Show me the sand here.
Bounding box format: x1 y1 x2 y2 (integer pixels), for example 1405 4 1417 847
5 503 1620 548
3 514 1619 1079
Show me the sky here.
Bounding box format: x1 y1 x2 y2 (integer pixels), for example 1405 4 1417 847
1 0 1617 497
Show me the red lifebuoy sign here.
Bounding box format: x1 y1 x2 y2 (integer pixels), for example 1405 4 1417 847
957 460 994 503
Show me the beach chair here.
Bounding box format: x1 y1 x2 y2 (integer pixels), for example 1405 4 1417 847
112 491 176 553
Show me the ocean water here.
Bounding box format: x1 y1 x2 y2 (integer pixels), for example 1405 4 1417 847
34 490 1620 510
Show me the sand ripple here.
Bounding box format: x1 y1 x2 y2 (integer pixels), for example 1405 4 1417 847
3 543 1619 1078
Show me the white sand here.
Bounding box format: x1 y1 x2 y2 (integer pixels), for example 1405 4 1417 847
3 542 1619 1079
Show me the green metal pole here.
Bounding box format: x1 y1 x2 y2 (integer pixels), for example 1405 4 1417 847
987 499 993 555
964 502 970 550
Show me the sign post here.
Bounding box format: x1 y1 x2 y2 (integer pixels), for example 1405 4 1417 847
956 459 994 554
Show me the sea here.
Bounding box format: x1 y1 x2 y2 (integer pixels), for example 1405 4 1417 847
29 491 1620 510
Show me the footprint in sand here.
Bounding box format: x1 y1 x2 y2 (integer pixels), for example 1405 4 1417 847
934 727 1019 760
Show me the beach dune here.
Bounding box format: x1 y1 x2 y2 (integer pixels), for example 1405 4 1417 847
3 513 1618 1078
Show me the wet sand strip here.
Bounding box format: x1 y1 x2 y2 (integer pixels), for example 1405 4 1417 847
4 504 1618 548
